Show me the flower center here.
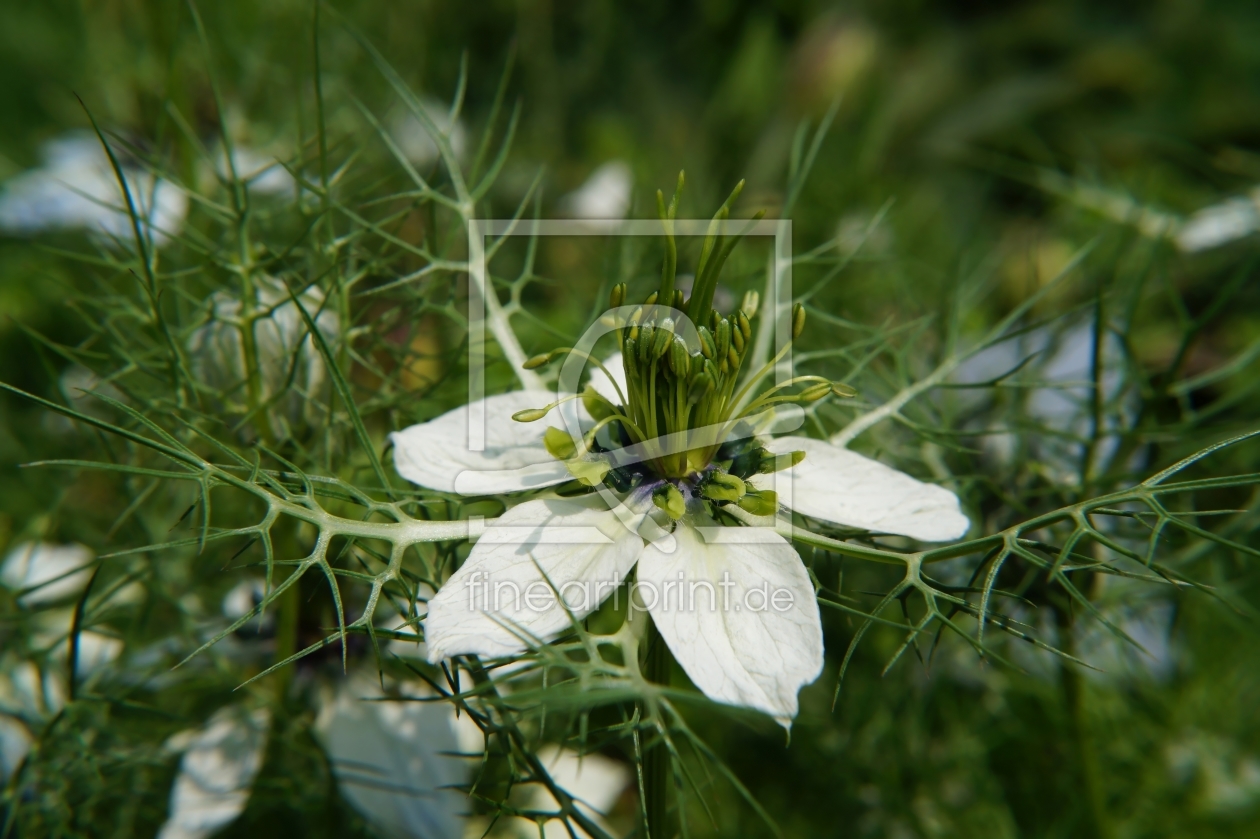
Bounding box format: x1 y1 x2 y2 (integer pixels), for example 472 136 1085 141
513 174 853 520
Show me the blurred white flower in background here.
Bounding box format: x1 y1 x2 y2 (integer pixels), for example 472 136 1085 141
949 320 1133 481
561 161 633 219
187 275 339 432
315 673 466 839
1039 169 1260 253
388 97 467 167
1175 189 1260 252
1 541 94 606
516 746 630 839
0 133 187 245
212 145 295 196
158 706 271 839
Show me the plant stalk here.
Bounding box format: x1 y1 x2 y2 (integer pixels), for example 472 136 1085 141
644 620 672 839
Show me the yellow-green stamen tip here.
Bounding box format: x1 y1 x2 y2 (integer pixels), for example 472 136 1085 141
512 407 550 422
653 483 687 520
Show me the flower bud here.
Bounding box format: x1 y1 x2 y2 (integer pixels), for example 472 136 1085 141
727 347 740 369
609 283 626 309
792 303 806 340
731 323 746 353
715 318 731 360
737 310 752 342
645 291 659 306
652 318 674 359
740 290 759 319
638 325 655 364
697 326 716 359
832 382 857 398
652 483 687 520
668 338 690 377
673 289 685 309
737 489 777 517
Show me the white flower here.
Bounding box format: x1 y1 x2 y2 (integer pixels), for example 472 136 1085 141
0 133 187 245
315 672 465 839
187 275 339 432
391 353 967 727
1 541 94 606
561 161 633 219
158 706 270 839
212 145 295 196
388 97 468 168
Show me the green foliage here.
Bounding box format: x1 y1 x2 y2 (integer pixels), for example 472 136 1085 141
1 2 1259 838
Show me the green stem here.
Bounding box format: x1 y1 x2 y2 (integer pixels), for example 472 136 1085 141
1058 607 1113 839
644 621 672 839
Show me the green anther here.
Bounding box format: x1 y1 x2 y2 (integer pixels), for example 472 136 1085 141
543 426 578 460
582 386 617 420
758 450 806 474
512 407 550 422
719 358 729 377
798 382 831 402
731 325 745 354
737 310 752 341
690 353 705 377
698 326 716 359
645 291 659 306
652 318 674 358
522 352 553 370
652 483 687 520
701 470 746 502
638 325 655 364
566 458 612 487
792 303 807 339
669 339 690 377
832 382 857 398
727 347 740 368
715 318 731 359
687 373 714 405
703 357 719 382
740 290 759 319
737 489 778 517
728 446 767 478
609 283 626 309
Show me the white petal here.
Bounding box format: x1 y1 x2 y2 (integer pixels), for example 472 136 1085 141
1 542 93 606
424 497 645 660
585 353 628 406
158 706 270 839
637 522 822 727
561 161 633 219
522 745 630 839
391 391 579 495
753 436 968 542
315 672 464 839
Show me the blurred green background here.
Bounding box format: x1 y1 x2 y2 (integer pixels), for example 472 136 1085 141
2 1 1260 838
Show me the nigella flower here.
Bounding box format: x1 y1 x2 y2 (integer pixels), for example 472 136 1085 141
392 181 968 727
187 276 339 435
